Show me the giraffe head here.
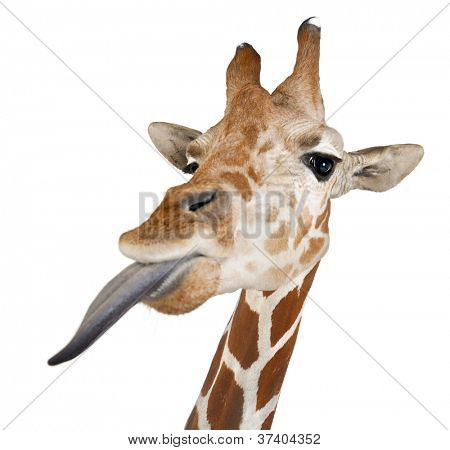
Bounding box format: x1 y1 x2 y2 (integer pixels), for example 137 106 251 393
49 18 422 365
119 17 423 308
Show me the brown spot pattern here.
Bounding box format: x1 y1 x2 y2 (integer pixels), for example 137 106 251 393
228 291 259 369
302 262 320 293
270 287 303 346
256 323 301 410
299 237 325 265
320 217 329 233
265 222 290 255
201 332 228 396
315 200 330 232
258 139 273 154
247 166 261 184
221 171 252 201
185 407 199 430
270 263 319 346
207 363 244 430
294 208 312 247
261 410 276 430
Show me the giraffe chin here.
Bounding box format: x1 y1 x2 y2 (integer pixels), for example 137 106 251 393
47 256 220 366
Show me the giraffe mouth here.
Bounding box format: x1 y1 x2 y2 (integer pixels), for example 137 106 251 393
47 255 200 366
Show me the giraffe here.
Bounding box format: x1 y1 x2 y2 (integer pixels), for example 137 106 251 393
48 18 423 430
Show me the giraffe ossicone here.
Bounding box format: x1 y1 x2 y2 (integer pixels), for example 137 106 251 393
49 18 423 429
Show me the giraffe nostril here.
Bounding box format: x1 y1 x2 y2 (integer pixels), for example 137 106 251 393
187 191 217 212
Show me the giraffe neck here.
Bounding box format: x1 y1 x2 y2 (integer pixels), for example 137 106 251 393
185 263 319 430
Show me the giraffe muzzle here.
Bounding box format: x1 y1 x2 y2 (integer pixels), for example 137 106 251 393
48 254 203 366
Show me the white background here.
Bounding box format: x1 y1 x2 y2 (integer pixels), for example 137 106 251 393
1 1 449 449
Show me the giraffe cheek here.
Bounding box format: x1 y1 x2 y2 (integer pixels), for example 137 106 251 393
299 237 328 266
261 264 295 290
264 222 290 256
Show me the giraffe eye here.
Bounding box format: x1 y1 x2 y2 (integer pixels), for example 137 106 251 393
183 162 199 174
303 153 338 180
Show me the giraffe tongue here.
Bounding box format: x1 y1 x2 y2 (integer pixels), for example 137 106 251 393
48 257 196 366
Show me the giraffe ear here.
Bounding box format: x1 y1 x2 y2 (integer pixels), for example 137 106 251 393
148 122 202 170
348 144 423 192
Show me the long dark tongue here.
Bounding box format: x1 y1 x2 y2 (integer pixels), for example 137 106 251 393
48 257 195 366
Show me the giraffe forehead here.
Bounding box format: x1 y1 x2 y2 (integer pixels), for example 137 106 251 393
189 96 344 194
199 118 334 172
